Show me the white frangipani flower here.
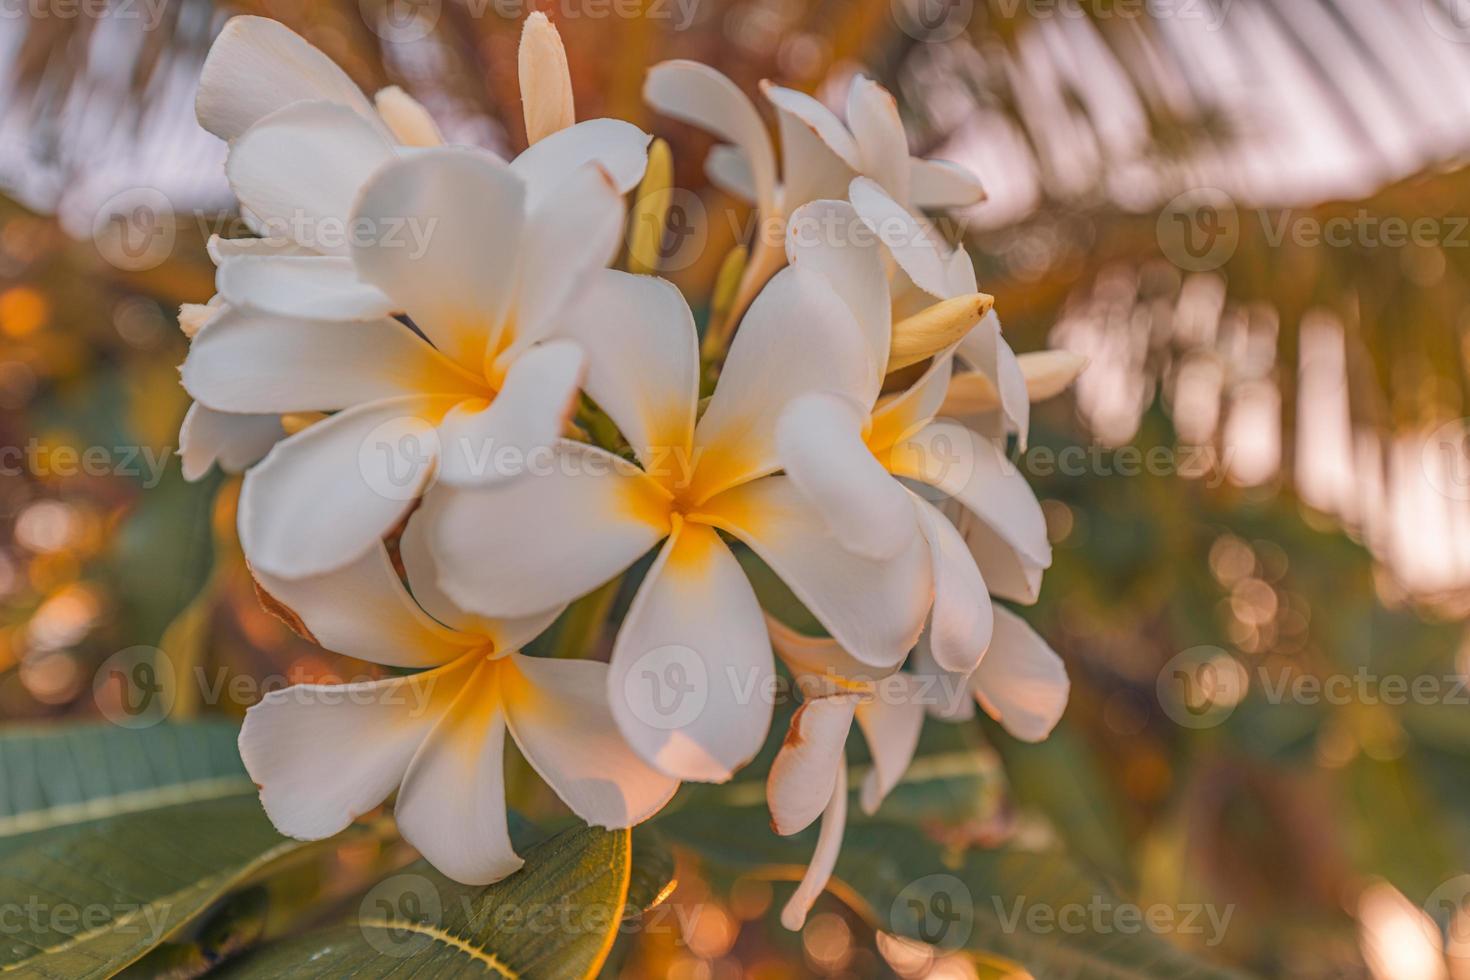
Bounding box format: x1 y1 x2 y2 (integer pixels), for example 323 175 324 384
181 12 649 493
418 263 935 784
240 514 678 886
762 606 1069 931
644 63 984 324
763 620 927 932
645 63 984 226
182 148 627 581
777 200 1051 674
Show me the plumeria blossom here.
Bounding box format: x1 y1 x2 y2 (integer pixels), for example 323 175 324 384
178 13 649 498
182 146 626 582
239 514 678 885
645 62 984 322
418 263 935 784
645 61 983 231
777 200 1050 673
763 607 1068 930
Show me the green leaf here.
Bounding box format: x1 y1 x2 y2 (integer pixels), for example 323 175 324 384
0 720 251 851
216 823 646 979
0 721 370 978
0 795 312 979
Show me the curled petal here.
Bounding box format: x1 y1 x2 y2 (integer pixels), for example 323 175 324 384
768 695 858 836
179 403 282 481
780 759 847 932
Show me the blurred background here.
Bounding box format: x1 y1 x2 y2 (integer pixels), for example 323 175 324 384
2 0 1470 976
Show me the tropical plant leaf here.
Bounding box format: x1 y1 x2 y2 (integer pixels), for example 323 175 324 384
215 823 657 980
0 794 318 978
0 721 378 978
0 719 251 851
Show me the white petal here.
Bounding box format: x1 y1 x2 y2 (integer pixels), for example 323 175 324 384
780 759 847 932
700 477 931 668
910 157 986 209
849 177 951 298
197 16 382 142
785 199 891 401
913 495 992 676
768 696 857 835
847 76 910 203
645 61 777 215
1019 349 1087 401
351 148 524 373
765 616 893 688
251 541 475 668
973 607 1068 742
398 508 564 646
179 403 283 481
436 340 585 488
776 393 916 561
949 502 1046 605
227 101 396 256
239 395 457 580
422 441 670 618
854 678 925 813
216 255 395 320
182 308 481 414
608 523 773 783
558 269 699 472
373 86 444 147
868 352 954 453
691 267 871 501
503 654 679 826
510 118 651 210
957 311 1030 448
396 660 523 885
238 656 472 841
762 82 860 168
705 145 757 202
761 83 857 211
501 164 626 359
887 420 1050 570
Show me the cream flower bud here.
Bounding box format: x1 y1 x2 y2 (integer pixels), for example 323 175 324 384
518 12 575 145
373 86 443 148
887 292 994 373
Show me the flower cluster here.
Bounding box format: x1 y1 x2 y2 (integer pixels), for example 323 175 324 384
181 14 1085 929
